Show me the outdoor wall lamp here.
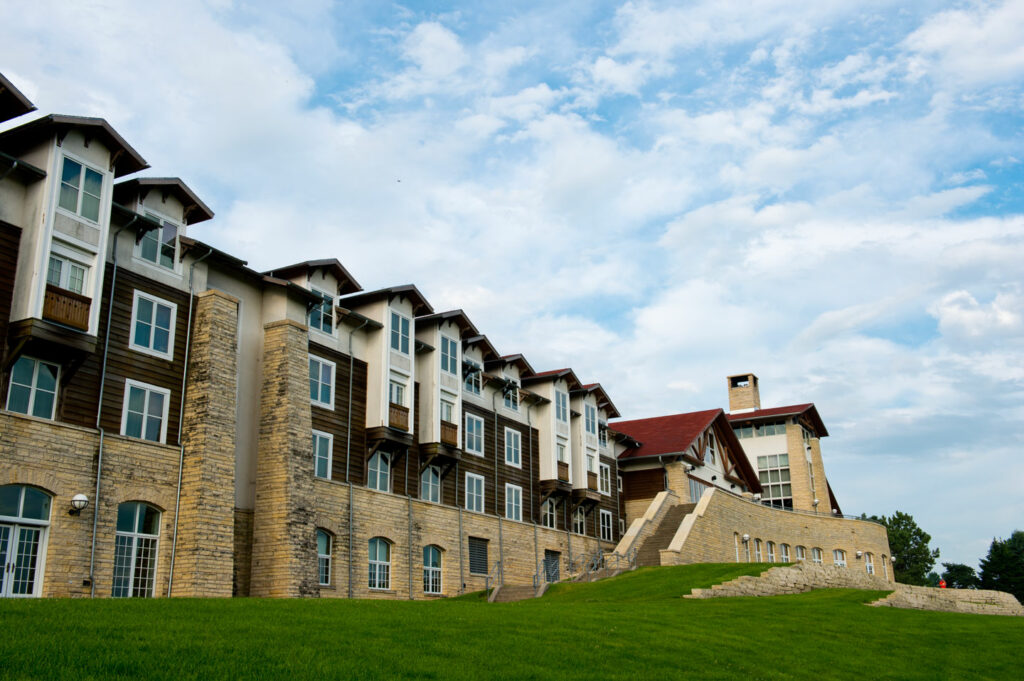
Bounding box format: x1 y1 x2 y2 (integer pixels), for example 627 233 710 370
742 534 750 542
812 499 820 506
69 493 89 516
752 494 761 502
687 464 696 472
856 551 863 559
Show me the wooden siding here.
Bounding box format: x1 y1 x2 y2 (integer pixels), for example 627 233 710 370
309 340 368 484
0 221 21 401
621 467 665 502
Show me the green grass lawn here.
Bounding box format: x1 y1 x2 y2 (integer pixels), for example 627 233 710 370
2 564 1022 681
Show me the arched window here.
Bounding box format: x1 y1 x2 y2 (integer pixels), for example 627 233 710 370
811 547 823 564
541 500 556 529
368 537 391 590
767 541 776 562
368 452 390 492
780 543 791 562
794 545 806 561
734 533 740 562
423 545 442 595
833 549 847 567
317 530 332 586
420 466 440 503
112 502 160 598
865 552 874 575
754 539 763 562
881 555 888 579
0 485 52 598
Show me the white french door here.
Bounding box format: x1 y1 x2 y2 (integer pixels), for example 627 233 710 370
0 523 45 597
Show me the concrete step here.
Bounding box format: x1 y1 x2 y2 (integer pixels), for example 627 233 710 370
636 503 697 566
492 585 540 603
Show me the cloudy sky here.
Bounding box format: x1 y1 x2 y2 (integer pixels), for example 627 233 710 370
3 0 1022 567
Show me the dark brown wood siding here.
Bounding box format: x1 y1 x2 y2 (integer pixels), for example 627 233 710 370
309 341 368 484
597 453 621 542
0 221 21 401
61 267 192 444
621 467 665 502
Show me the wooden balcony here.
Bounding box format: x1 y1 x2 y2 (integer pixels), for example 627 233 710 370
389 402 409 432
557 461 570 482
43 284 90 331
440 420 458 447
587 471 598 491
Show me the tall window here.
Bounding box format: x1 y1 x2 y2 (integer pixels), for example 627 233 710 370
599 509 613 541
754 539 763 562
541 500 556 529
420 465 440 503
309 355 335 409
767 541 776 562
585 404 597 435
757 454 792 509
504 428 521 467
586 451 596 474
6 357 58 420
390 312 410 354
463 359 481 395
557 442 567 463
704 432 716 463
833 549 847 567
423 545 442 595
811 547 823 564
139 214 178 270
598 463 611 495
555 391 568 422
312 431 332 480
505 484 522 521
440 336 458 375
795 546 806 561
130 291 176 359
121 380 170 443
112 502 160 598
465 473 484 513
367 452 390 492
58 156 102 222
780 543 791 562
0 485 52 598
464 413 484 455
317 530 332 586
688 477 710 504
368 538 391 590
865 552 874 575
573 508 586 535
503 377 519 411
598 426 608 448
440 399 455 424
308 289 334 334
389 380 405 406
47 254 87 294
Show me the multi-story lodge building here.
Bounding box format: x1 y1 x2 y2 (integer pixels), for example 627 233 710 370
0 74 892 599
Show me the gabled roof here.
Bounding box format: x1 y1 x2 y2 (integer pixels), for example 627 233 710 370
521 368 583 391
338 284 432 316
113 177 214 225
463 334 500 361
485 353 535 378
577 382 621 419
726 403 828 437
0 114 148 177
0 73 36 123
265 259 362 296
416 309 480 337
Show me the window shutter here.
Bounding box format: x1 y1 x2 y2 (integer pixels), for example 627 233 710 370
468 536 488 575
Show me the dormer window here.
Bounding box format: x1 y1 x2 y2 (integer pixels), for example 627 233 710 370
58 157 102 223
390 312 410 355
139 214 179 270
309 288 334 334
440 336 458 375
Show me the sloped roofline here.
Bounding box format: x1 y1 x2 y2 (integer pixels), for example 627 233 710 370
113 177 214 225
0 114 148 177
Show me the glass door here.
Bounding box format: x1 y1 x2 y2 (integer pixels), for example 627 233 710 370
1 524 43 597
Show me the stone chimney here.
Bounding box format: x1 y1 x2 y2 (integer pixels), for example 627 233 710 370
728 373 760 412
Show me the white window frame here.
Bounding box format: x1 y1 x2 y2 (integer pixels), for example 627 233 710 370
5 356 59 420
619 518 626 535
367 451 391 492
111 502 160 598
420 465 441 503
586 450 596 474
598 425 608 448
598 463 611 495
585 404 597 435
46 253 88 294
423 545 442 595
389 379 406 407
754 539 763 562
390 311 410 355
57 154 104 223
463 358 482 395
599 509 613 541
780 543 791 562
617 475 623 493
137 211 181 272
440 398 455 424
464 472 485 513
557 442 567 463
130 290 177 361
308 288 335 336
833 549 847 568
368 537 391 591
555 390 568 422
573 507 586 535
440 335 458 375
504 427 522 468
811 547 823 564
767 541 776 562
504 483 522 522
541 499 556 529
464 413 484 456
309 355 336 410
120 379 170 444
317 529 332 586
503 376 519 411
865 552 874 575
795 545 806 561
0 485 52 598
312 430 332 480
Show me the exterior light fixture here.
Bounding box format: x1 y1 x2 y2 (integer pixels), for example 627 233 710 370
69 493 89 516
856 551 863 559
742 534 750 542
832 509 839 515
711 475 717 481
812 499 819 506
752 494 761 502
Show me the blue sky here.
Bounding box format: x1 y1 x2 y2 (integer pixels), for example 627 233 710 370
3 0 1023 568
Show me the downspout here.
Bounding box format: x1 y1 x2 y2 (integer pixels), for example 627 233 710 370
406 449 413 599
491 388 502 584
457 461 464 593
89 220 134 597
344 317 368 599
167 246 213 597
527 402 537 578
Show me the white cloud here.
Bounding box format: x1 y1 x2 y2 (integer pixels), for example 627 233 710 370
930 289 1024 341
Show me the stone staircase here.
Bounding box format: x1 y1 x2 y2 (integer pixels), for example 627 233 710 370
636 503 695 566
489 584 545 603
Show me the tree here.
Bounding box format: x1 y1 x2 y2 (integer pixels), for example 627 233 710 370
877 511 940 586
979 530 1024 602
941 562 979 589
925 572 941 587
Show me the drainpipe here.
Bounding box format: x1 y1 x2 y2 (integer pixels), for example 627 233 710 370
456 461 464 593
344 316 367 599
527 402 538 577
406 448 413 599
167 246 213 597
491 388 504 584
88 220 134 597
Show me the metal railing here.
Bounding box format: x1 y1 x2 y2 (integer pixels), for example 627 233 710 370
484 560 503 595
734 492 885 526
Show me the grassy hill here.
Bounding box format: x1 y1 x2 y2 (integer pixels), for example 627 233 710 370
2 564 1021 680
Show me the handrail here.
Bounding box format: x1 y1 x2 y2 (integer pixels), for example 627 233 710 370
485 560 503 595
734 492 885 526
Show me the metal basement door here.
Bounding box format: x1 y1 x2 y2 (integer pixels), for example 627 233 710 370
544 549 560 582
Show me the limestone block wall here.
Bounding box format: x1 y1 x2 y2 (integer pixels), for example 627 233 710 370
685 562 891 599
872 583 1023 617
659 488 892 580
174 290 238 597
612 490 678 558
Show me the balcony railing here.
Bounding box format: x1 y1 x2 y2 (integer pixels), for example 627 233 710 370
389 402 409 432
557 461 569 482
440 419 458 447
587 472 598 491
43 284 90 331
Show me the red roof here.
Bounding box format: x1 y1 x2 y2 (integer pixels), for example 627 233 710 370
727 403 828 437
613 409 721 460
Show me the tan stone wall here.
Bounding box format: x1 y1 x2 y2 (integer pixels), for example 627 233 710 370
660 488 893 580
665 462 693 503
873 583 1023 617
686 562 892 599
233 508 253 596
0 412 182 597
250 320 317 597
783 424 814 512
174 290 238 597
